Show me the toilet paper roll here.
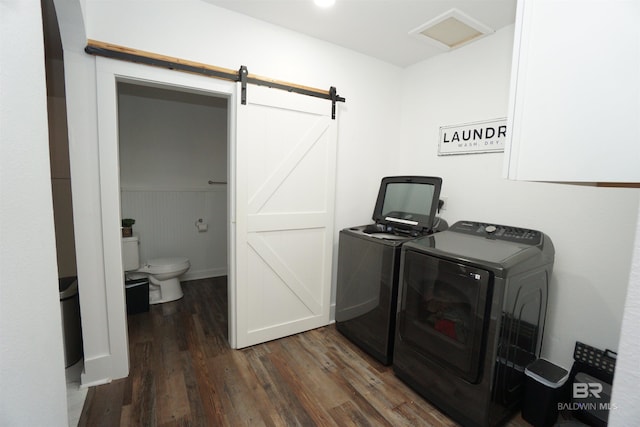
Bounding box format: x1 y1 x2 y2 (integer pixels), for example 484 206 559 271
197 222 208 232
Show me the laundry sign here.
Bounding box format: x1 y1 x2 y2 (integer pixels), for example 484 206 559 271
438 118 507 155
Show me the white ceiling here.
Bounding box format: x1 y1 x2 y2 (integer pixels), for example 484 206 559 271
203 0 517 67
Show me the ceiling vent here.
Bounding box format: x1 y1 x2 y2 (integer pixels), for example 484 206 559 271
409 9 494 51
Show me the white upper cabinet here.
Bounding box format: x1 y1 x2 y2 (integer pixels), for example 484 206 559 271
504 0 640 182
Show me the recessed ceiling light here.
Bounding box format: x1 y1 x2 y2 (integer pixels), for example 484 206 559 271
409 9 494 51
314 0 335 8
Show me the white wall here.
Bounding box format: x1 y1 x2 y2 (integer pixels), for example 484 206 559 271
118 84 227 189
0 0 68 425
118 84 228 279
610 208 640 424
398 25 640 370
83 0 403 230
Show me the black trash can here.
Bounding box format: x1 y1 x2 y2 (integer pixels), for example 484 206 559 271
522 358 569 427
125 278 149 315
59 276 83 368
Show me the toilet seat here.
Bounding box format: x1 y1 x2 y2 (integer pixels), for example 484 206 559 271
141 257 190 274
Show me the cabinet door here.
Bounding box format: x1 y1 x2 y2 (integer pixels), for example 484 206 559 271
505 0 640 183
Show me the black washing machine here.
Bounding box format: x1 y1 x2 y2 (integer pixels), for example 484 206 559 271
393 220 555 427
335 176 447 365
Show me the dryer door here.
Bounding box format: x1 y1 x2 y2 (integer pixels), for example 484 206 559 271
397 249 491 383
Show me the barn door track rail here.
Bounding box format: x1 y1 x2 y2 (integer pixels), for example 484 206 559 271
85 40 345 119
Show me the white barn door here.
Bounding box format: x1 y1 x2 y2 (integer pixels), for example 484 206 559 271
234 84 338 348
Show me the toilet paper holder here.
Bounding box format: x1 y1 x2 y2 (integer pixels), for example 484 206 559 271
195 218 208 232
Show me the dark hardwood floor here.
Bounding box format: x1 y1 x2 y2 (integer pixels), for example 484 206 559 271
78 277 529 426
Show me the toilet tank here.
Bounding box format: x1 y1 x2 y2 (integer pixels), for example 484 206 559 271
122 236 140 271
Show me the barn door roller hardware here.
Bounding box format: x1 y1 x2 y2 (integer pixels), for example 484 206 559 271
239 65 248 105
85 40 345 119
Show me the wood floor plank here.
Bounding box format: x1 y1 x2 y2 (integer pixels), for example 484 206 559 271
300 321 457 427
119 404 133 427
79 378 126 426
276 336 351 407
297 328 405 426
227 346 283 427
187 327 225 425
334 359 416 414
179 348 206 425
265 339 341 426
76 386 96 426
206 351 268 427
329 400 379 427
79 278 531 427
390 399 457 427
131 370 156 426
243 345 317 426
154 311 191 424
155 351 190 424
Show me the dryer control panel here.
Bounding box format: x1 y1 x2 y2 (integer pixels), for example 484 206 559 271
449 221 542 245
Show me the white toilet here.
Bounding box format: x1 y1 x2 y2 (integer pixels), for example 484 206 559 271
122 235 190 304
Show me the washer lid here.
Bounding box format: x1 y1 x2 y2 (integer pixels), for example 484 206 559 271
372 176 442 233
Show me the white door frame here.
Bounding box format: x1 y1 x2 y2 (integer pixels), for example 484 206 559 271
94 57 238 381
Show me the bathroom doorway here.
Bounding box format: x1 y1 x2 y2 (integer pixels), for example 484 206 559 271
89 57 237 382
115 80 233 356
117 82 229 283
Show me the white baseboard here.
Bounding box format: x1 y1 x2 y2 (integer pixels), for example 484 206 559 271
182 268 227 281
